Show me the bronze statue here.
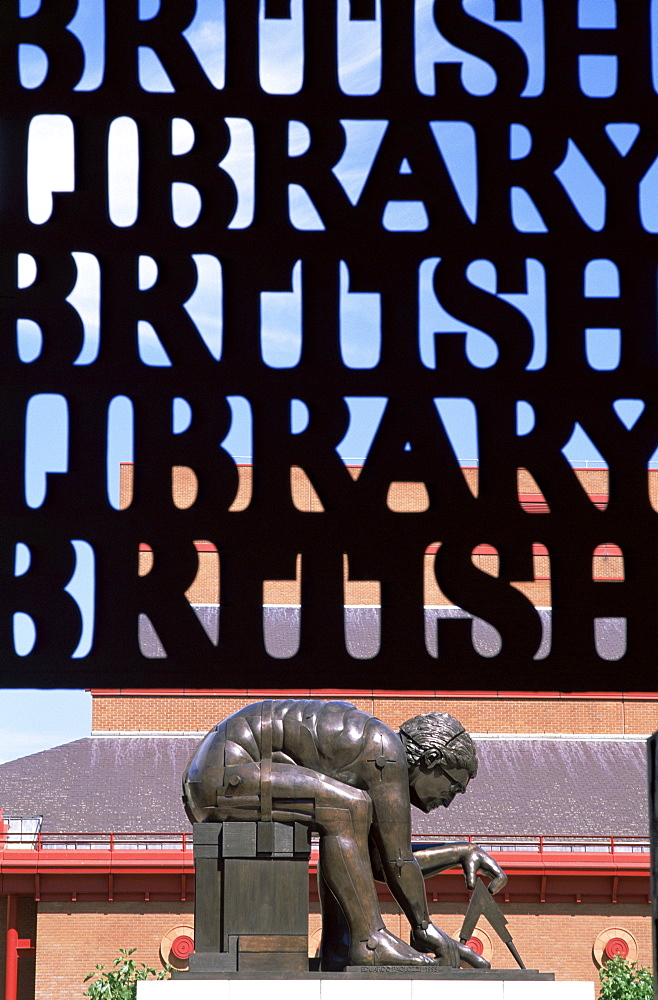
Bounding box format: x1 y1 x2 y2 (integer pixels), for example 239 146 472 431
183 699 507 970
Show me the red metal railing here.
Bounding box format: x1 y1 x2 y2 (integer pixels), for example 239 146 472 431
0 831 649 854
419 835 650 855
0 831 193 852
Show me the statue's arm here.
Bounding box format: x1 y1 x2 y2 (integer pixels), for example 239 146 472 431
368 782 488 968
414 843 508 894
368 780 434 930
355 731 429 928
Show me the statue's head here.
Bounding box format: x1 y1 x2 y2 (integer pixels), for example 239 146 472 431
399 712 478 813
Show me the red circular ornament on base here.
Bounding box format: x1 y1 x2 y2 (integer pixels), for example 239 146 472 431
171 936 195 961
160 924 195 971
466 937 484 955
453 925 493 963
592 927 637 967
605 938 630 961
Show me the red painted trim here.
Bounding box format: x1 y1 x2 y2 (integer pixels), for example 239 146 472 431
496 691 626 700
183 690 252 696
247 689 313 697
107 690 194 696
5 894 19 1000
558 691 633 700
432 690 502 698
0 850 648 880
310 689 374 696
371 691 436 698
511 691 561 700
0 837 649 908
0 852 193 877
479 691 563 699
89 688 658 699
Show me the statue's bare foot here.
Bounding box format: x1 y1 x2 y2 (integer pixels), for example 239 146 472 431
350 928 437 967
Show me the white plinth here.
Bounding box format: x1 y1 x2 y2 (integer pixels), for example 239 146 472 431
137 978 595 1000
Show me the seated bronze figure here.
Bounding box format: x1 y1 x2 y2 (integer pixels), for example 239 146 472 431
183 699 507 970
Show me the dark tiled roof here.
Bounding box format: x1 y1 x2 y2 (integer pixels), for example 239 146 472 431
0 736 648 838
0 738 199 834
411 738 648 838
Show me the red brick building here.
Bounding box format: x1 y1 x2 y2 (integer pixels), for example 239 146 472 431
0 687 653 999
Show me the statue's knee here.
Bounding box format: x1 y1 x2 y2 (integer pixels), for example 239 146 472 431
315 786 372 835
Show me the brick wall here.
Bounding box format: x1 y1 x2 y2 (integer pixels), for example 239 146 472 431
31 898 647 998
90 690 658 736
34 902 193 1000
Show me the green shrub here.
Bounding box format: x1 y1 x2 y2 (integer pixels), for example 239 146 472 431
599 955 653 1000
83 948 168 999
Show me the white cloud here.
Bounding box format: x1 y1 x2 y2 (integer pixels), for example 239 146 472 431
259 0 304 94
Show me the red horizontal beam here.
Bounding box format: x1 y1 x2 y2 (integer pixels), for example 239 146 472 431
0 853 192 878
1 855 648 912
0 848 648 878
89 689 658 699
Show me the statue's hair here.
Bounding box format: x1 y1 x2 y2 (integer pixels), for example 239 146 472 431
400 712 478 778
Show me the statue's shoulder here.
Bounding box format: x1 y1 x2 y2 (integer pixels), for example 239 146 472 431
273 697 362 723
330 702 401 751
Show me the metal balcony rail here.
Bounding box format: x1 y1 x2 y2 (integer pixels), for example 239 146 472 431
0 832 194 851
0 832 650 853
418 835 650 854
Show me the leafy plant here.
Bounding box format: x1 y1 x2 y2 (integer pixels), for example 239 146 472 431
83 948 168 999
599 955 653 1000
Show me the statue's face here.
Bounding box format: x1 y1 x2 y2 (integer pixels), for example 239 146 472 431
408 758 470 813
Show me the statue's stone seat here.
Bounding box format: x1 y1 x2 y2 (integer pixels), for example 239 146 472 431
186 820 312 976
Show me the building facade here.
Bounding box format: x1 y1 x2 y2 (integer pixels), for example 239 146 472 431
0 687 653 999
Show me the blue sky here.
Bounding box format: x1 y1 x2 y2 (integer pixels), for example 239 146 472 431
2 0 653 761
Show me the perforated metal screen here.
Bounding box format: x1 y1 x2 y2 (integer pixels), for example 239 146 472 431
1 0 655 689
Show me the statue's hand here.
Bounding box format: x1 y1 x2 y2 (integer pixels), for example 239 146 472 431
411 925 459 966
460 844 508 894
411 924 489 969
